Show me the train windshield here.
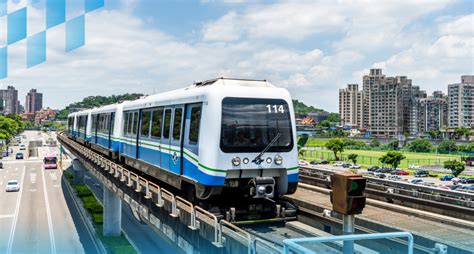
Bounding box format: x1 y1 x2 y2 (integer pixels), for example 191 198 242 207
220 97 293 153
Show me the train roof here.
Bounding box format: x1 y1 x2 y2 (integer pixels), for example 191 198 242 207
69 77 287 115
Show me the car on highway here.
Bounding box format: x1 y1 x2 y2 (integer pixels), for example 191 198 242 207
5 180 20 192
410 179 424 185
19 144 26 150
439 175 454 181
309 160 319 165
421 182 436 187
333 162 344 166
367 166 379 172
15 153 24 160
0 161 3 169
449 185 462 190
388 175 402 181
414 170 429 177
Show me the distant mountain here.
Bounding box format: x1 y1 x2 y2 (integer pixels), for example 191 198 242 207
56 93 144 120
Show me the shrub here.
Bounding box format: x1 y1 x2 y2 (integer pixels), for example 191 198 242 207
92 213 103 224
75 185 93 198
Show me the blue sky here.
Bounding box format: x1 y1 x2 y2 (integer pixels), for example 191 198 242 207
1 0 473 111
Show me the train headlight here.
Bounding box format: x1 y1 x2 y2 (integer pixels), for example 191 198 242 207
274 155 283 165
232 157 241 166
266 157 272 164
243 158 249 164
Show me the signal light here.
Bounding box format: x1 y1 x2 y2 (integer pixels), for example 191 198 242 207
330 173 366 215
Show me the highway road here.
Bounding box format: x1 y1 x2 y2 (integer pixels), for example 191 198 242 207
0 131 97 254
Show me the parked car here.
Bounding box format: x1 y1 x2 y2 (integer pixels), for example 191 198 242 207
377 167 393 173
414 170 429 177
350 164 361 169
388 175 401 181
299 160 309 166
333 162 344 167
374 173 386 179
342 163 351 168
319 160 329 165
309 160 319 165
15 153 23 160
410 179 424 185
5 180 20 192
449 185 462 190
422 182 436 187
439 175 454 181
367 166 379 172
392 170 409 175
0 161 3 169
409 164 420 170
459 178 474 184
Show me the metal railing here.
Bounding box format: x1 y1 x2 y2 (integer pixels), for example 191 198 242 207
283 232 414 254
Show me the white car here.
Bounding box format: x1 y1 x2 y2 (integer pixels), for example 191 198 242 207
299 160 309 166
350 164 361 169
19 144 26 150
333 162 344 166
5 180 20 192
410 179 424 185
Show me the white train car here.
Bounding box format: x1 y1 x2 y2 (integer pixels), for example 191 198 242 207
73 109 92 145
89 103 125 159
118 78 299 200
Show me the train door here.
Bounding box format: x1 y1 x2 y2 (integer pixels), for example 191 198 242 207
170 105 184 175
161 108 173 172
109 112 115 149
182 103 202 178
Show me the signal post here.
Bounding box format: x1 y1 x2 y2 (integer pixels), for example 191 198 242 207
330 172 367 254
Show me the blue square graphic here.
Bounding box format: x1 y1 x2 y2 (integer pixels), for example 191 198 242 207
47 0 66 29
27 31 46 68
7 8 27 45
85 0 104 13
66 15 85 52
0 47 6 79
0 0 6 17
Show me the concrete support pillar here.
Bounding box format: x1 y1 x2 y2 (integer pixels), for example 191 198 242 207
72 159 85 185
103 186 122 237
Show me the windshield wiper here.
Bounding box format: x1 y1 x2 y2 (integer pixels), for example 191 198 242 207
252 133 281 165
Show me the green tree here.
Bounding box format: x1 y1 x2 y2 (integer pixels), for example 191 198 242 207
370 139 380 147
387 140 399 150
292 100 325 115
455 127 471 140
379 151 406 169
408 139 432 153
327 113 340 123
427 130 441 139
348 153 358 164
325 138 345 161
443 160 465 177
437 140 458 154
318 120 331 128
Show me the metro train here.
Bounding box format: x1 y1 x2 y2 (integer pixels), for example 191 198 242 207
67 78 299 201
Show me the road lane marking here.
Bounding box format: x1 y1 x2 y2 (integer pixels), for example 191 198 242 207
0 214 14 219
41 166 57 254
6 166 26 254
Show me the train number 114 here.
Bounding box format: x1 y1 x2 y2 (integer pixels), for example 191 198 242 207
266 105 285 113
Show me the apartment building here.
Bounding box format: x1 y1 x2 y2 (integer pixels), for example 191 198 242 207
339 84 363 127
419 91 448 132
448 75 474 128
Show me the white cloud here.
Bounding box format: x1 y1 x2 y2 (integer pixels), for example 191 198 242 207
438 14 474 35
202 12 242 41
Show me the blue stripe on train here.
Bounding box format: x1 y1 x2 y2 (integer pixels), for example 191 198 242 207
288 173 299 183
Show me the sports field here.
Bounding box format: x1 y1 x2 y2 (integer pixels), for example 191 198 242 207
301 148 460 168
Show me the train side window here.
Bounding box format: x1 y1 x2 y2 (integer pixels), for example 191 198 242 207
163 109 172 139
141 111 151 137
189 106 201 144
110 113 115 134
127 112 133 135
123 113 129 135
172 108 182 140
151 108 163 139
132 112 139 135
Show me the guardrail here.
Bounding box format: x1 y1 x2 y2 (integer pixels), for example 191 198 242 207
283 232 414 254
57 132 256 253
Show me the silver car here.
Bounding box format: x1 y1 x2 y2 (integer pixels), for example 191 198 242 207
5 180 20 192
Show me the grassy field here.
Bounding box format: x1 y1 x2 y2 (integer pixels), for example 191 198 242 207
301 148 461 168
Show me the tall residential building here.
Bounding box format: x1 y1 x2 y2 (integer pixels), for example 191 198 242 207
339 84 363 127
25 89 43 114
419 91 448 132
0 86 19 115
448 75 474 128
409 86 427 135
362 69 404 138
